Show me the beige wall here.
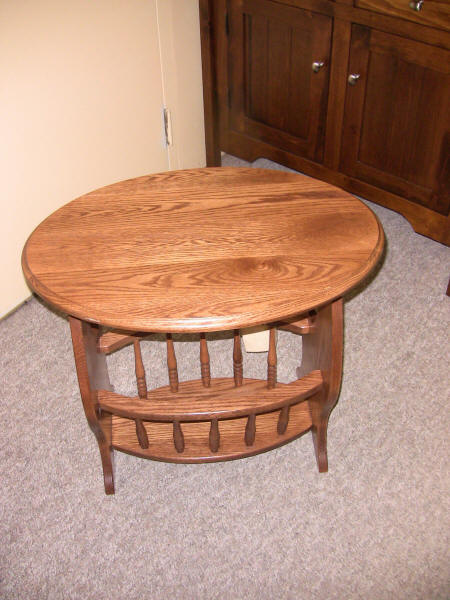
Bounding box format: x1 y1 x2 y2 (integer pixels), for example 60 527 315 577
0 0 205 317
157 1 207 170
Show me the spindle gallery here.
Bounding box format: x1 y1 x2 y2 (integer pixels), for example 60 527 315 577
93 323 323 455
22 168 384 493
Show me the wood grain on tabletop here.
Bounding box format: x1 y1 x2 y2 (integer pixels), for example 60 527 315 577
22 167 384 332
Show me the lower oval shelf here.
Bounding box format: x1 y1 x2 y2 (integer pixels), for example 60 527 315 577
109 401 313 463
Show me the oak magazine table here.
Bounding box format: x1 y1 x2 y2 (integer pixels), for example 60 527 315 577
22 168 384 494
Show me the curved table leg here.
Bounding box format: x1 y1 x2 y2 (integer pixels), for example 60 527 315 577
69 317 115 494
297 298 343 472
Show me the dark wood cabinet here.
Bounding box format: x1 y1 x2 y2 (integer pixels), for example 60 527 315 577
228 0 332 162
200 0 450 245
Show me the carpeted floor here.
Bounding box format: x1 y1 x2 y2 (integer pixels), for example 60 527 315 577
1 155 449 599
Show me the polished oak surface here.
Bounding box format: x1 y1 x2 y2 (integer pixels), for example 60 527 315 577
23 168 383 492
23 167 383 332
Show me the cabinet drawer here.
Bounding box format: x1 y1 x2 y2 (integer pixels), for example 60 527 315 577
354 0 450 30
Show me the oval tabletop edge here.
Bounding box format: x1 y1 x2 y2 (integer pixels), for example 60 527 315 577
22 167 385 332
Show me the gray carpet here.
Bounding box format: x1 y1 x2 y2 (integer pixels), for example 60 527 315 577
1 155 449 599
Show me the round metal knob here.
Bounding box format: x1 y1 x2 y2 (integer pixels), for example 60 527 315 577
348 73 361 86
409 0 423 11
312 61 325 73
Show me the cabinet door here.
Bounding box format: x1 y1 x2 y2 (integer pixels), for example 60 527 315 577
228 0 332 162
340 25 450 215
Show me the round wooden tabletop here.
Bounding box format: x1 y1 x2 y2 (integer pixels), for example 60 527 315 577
22 168 384 332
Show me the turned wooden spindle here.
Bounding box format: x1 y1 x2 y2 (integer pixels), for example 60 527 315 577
209 419 220 452
233 329 243 387
135 418 149 449
245 413 256 446
277 405 290 435
200 333 211 387
267 328 277 389
133 339 148 399
166 334 179 392
133 339 149 449
173 420 184 453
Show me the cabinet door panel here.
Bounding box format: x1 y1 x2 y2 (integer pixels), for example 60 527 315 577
341 25 450 215
228 0 332 162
